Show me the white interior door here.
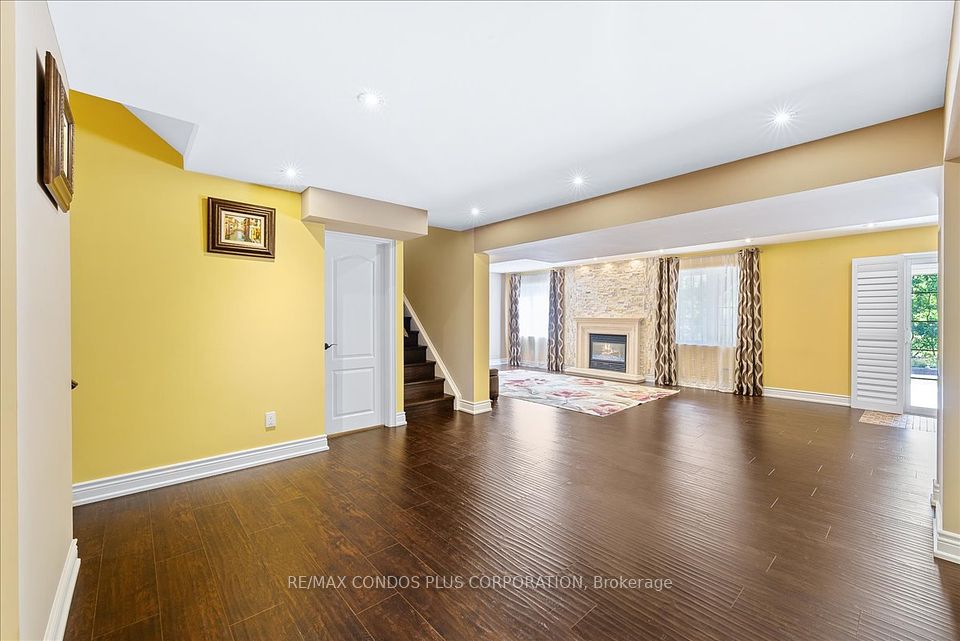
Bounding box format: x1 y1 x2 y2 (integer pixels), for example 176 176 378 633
851 255 905 413
325 233 383 434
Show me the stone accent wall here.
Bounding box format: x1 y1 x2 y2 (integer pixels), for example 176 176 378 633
563 258 657 376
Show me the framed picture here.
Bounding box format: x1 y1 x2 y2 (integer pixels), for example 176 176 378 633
207 197 276 259
42 51 74 213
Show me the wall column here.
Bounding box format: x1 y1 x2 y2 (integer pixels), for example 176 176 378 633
938 161 960 552
936 1 960 562
472 253 490 406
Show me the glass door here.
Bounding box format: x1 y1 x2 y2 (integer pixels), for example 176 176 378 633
906 255 938 416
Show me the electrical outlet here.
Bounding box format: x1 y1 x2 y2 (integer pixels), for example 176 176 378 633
265 411 277 430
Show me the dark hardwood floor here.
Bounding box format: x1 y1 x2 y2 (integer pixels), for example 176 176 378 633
65 389 960 641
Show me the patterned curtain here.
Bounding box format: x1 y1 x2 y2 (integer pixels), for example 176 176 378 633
508 274 521 366
654 257 680 386
547 269 565 371
734 248 764 396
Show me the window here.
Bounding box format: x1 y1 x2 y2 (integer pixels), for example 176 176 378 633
517 271 550 367
676 263 738 347
518 272 549 339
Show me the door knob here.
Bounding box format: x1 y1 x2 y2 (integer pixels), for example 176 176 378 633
324 343 336 351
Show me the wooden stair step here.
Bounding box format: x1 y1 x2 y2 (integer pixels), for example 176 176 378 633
404 378 445 404
404 330 420 348
404 394 455 416
404 345 427 364
404 361 436 383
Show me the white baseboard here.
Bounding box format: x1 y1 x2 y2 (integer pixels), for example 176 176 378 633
762 387 850 407
44 539 80 641
456 399 492 415
72 434 329 505
390 411 407 427
489 358 509 367
933 499 960 565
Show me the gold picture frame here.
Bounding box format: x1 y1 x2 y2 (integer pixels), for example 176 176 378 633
207 197 276 259
42 51 74 213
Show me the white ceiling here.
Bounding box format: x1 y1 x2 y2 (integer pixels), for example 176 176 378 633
49 1 952 230
488 167 941 270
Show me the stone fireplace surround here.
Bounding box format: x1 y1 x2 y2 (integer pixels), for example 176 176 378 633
567 317 646 383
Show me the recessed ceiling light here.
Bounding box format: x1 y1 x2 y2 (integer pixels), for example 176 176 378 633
769 106 797 129
569 171 589 192
280 163 301 182
470 207 481 216
744 238 752 243
357 90 385 110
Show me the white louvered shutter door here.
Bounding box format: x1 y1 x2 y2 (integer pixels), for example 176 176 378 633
851 256 905 413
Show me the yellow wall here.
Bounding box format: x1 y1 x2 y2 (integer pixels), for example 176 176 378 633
70 92 326 482
761 226 939 396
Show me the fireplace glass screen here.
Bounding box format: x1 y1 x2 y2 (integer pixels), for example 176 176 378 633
589 333 627 372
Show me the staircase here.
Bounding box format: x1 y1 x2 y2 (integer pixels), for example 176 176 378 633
404 315 455 416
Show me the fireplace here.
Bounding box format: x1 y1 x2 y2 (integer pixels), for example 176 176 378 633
572 317 643 382
589 333 627 372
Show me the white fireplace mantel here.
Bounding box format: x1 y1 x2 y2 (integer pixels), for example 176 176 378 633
568 317 646 383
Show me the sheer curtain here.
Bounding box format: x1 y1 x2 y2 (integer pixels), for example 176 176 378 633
518 271 550 368
676 254 739 391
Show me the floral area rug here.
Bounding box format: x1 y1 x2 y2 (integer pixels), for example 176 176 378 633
498 369 679 416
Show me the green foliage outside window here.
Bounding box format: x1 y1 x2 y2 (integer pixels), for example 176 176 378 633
911 274 938 374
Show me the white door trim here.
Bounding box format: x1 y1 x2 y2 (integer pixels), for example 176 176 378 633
324 231 400 432
380 239 401 427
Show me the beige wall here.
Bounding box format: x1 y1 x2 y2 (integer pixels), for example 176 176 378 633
946 4 960 161
1 1 19 637
942 162 960 534
472 253 490 402
405 227 489 404
302 186 427 240
489 273 504 363
941 1 960 539
475 110 943 253
8 2 76 638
